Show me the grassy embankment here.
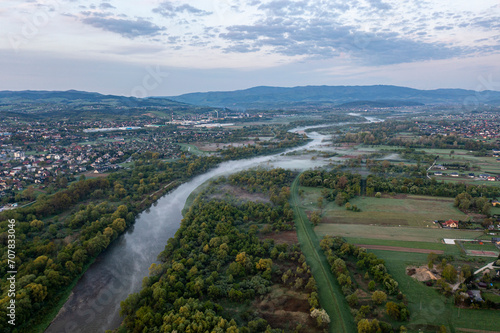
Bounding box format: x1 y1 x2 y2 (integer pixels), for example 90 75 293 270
290 176 356 333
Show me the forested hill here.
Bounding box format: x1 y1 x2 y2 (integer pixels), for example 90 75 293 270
0 90 184 108
168 85 500 110
0 90 211 120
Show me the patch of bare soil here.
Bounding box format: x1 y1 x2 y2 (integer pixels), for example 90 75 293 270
84 171 109 178
255 287 321 332
261 230 299 245
457 329 500 333
207 184 270 204
323 217 409 226
357 244 444 254
387 193 451 202
406 265 439 281
62 232 80 246
221 184 270 203
194 141 256 151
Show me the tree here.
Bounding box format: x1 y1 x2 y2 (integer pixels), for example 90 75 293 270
310 211 321 226
29 219 44 231
317 197 324 210
386 302 400 320
482 203 492 215
442 264 457 283
384 278 399 295
333 258 347 275
357 319 380 333
346 292 359 307
427 252 438 264
310 308 330 328
335 193 346 206
461 264 472 280
371 290 387 304
368 280 376 291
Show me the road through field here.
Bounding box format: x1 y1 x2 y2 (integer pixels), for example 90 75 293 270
290 176 355 333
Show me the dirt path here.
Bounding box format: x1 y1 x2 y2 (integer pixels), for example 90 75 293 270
457 328 500 333
355 244 444 254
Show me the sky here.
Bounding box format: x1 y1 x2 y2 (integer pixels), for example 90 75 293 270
1 0 500 96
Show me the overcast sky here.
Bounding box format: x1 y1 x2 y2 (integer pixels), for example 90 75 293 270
1 0 499 96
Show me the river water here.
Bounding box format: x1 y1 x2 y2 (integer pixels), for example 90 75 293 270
46 115 386 332
45 125 340 333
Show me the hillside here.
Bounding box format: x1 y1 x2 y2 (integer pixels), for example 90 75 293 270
168 85 500 110
0 90 207 120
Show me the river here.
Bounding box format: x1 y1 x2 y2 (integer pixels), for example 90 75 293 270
45 115 387 332
46 124 343 332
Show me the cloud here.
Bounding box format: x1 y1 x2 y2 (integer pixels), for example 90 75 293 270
366 0 392 11
470 17 500 30
153 2 211 18
81 16 165 38
99 2 116 10
220 16 466 65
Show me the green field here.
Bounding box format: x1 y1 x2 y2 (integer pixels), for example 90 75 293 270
460 241 500 252
178 143 209 156
483 292 500 303
342 237 462 255
356 145 500 175
369 250 500 333
300 187 468 227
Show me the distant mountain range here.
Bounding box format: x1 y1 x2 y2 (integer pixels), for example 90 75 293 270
1 86 500 117
167 85 500 110
0 90 207 120
0 90 185 108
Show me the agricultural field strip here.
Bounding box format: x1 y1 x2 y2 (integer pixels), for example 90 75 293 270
316 223 484 244
354 244 444 254
291 176 354 333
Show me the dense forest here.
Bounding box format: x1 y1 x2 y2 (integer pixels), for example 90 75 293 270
0 131 306 332
320 236 410 333
338 121 497 151
299 170 500 203
114 169 328 333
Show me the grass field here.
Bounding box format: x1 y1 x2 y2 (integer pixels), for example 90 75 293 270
356 144 500 175
369 250 500 333
483 293 500 303
300 187 468 227
291 176 356 333
343 237 462 255
178 143 209 156
315 223 483 243
460 241 500 253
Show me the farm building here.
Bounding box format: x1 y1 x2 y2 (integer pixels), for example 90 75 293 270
434 171 443 176
467 290 483 302
443 219 458 228
487 176 496 181
493 201 500 207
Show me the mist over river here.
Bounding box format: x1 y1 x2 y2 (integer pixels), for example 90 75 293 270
46 119 377 332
